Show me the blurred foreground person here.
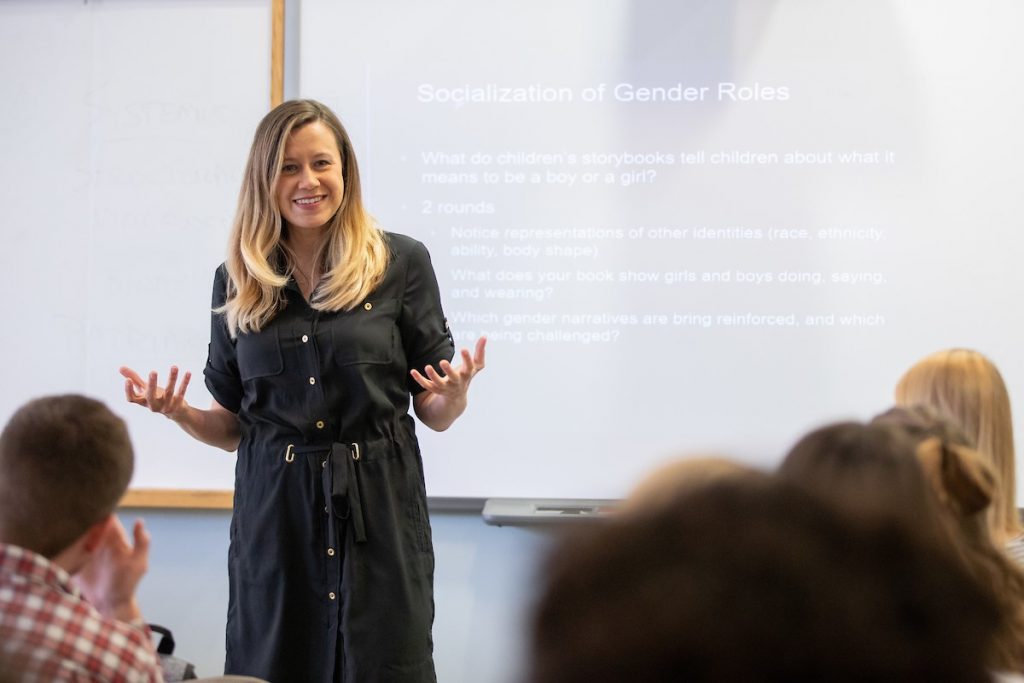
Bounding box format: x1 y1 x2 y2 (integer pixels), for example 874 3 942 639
619 455 756 515
528 476 1000 683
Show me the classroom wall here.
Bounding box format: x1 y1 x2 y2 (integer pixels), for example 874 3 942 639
120 509 556 683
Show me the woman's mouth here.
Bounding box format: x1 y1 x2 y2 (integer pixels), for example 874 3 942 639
294 195 325 206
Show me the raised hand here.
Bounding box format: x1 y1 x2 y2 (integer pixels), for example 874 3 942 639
410 336 487 398
410 337 487 431
73 517 150 623
120 365 192 421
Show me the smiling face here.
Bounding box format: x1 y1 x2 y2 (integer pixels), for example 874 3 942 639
275 120 345 233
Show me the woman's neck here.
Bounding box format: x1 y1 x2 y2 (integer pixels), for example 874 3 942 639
283 228 328 299
284 227 327 265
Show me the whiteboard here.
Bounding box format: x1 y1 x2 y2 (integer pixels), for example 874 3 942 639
300 0 1024 498
0 0 270 491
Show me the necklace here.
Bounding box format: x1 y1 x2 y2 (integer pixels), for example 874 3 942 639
292 263 319 292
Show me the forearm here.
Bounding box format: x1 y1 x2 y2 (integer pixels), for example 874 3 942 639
171 403 241 451
413 391 467 432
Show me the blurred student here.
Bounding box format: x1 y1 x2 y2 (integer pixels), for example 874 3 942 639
780 419 1022 673
895 349 1023 558
0 395 162 682
873 405 1024 671
528 476 999 683
619 455 755 515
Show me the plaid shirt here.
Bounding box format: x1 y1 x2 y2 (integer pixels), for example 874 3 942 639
0 543 163 682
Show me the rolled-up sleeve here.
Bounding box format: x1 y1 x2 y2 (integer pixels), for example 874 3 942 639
204 264 243 412
399 239 455 394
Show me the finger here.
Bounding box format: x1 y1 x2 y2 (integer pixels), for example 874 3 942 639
424 364 445 383
119 366 146 390
460 348 475 373
124 379 141 404
145 372 160 408
438 359 456 378
164 366 179 401
119 366 143 383
410 369 433 391
474 336 487 366
176 371 192 401
448 354 473 383
108 516 132 545
131 519 150 556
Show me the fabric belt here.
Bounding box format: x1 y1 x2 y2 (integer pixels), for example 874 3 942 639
326 442 366 543
287 441 374 544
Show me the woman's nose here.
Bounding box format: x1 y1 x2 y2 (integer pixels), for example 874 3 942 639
298 165 319 187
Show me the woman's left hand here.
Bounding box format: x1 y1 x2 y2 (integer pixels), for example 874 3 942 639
411 336 486 431
411 336 487 397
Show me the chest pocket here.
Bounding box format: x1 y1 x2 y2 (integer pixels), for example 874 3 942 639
328 297 398 366
236 327 284 380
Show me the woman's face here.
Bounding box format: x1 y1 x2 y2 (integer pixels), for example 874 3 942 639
275 120 345 232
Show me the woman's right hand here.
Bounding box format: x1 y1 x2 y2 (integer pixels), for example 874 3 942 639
118 366 241 451
119 365 192 422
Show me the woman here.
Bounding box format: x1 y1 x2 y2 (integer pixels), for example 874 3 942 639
895 349 1023 558
120 99 485 682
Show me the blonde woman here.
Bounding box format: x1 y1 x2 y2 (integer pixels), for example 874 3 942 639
895 349 1023 562
119 100 485 683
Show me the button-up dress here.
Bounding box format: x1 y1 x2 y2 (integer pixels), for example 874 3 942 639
204 232 454 683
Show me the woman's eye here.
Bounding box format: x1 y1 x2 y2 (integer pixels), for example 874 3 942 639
315 159 331 168
281 164 297 173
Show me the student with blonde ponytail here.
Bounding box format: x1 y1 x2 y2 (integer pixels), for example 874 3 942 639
895 349 1023 561
119 99 486 683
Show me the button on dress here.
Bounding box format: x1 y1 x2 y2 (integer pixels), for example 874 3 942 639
204 233 454 683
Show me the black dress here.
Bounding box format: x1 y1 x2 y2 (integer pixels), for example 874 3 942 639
203 233 454 683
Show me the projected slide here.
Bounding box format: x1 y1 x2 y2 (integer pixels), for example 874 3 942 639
302 0 1024 498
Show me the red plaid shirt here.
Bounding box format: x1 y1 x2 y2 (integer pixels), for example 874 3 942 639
0 543 163 682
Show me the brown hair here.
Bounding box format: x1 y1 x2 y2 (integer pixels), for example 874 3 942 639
529 477 999 683
873 405 1024 671
0 395 133 557
221 99 389 335
895 349 1020 540
778 421 949 542
620 455 756 515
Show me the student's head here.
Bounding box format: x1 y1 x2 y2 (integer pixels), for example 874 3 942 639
529 478 1000 683
620 455 756 515
872 405 1024 671
0 395 133 558
778 421 945 537
895 349 1019 538
872 405 993 523
224 99 388 334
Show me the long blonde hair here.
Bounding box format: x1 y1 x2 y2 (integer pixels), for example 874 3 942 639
895 349 1022 541
220 99 389 335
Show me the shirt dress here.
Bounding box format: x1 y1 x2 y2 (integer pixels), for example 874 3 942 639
203 232 454 683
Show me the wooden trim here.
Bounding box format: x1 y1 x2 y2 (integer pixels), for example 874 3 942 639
118 490 487 513
119 489 234 510
271 0 285 106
